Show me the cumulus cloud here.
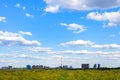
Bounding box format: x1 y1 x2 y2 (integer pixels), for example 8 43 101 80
4 5 8 8
92 44 120 49
0 53 45 60
22 6 26 10
15 3 20 8
26 13 31 17
51 55 68 59
0 59 18 66
4 50 120 59
44 0 120 13
15 3 26 10
51 50 120 60
0 16 6 22
87 11 120 27
59 39 120 49
59 40 94 47
49 49 120 58
51 50 90 55
28 47 51 53
60 23 86 33
19 31 32 36
109 34 116 38
45 5 59 13
0 31 40 46
25 13 34 18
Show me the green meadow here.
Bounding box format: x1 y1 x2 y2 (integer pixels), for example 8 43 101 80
0 69 120 80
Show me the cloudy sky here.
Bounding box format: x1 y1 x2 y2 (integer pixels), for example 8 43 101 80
0 0 120 68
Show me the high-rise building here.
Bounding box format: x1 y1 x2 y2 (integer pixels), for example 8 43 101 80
82 64 89 69
93 64 97 68
98 64 100 69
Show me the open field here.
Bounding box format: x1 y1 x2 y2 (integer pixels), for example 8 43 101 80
0 69 120 80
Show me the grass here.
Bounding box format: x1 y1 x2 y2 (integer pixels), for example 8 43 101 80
0 69 120 80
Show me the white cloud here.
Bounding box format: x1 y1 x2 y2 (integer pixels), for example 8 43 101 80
0 59 18 65
44 0 120 13
0 31 40 46
1 50 120 60
4 5 8 8
60 23 86 33
26 13 30 17
109 34 116 38
28 47 51 53
45 5 59 13
22 6 26 10
51 50 90 55
0 16 6 22
87 11 120 27
51 55 68 59
92 44 120 49
49 50 120 58
14 54 43 60
59 40 94 47
118 32 120 35
15 3 20 8
26 13 34 18
15 3 26 11
0 53 46 60
19 31 32 36
59 39 120 49
49 50 120 59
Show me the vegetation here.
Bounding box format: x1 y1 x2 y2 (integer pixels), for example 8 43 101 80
0 69 120 80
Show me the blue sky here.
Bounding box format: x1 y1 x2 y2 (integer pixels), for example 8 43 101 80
0 0 120 68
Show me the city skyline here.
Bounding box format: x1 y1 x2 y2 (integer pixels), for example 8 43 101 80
0 0 120 68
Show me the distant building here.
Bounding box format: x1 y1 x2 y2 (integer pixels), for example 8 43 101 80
62 65 68 69
8 66 12 69
26 65 31 69
32 65 44 69
2 66 12 70
69 66 73 69
44 66 50 69
58 66 62 68
82 64 89 69
93 64 101 69
98 64 100 69
93 64 97 69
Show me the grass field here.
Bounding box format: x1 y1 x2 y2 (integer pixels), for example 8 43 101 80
0 69 120 80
